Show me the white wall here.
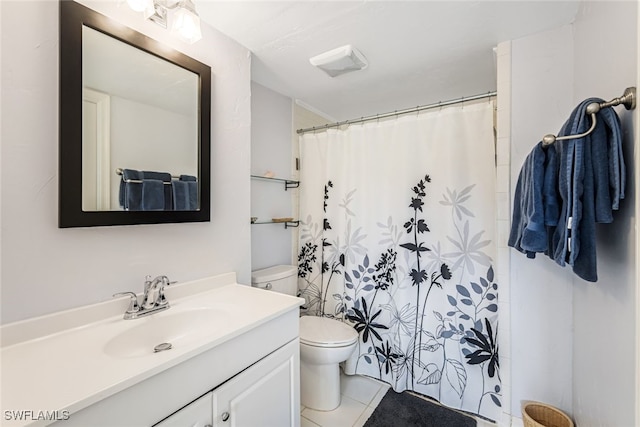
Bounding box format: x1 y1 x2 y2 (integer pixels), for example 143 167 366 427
508 2 638 425
250 82 294 272
291 102 333 265
110 96 197 209
571 2 637 426
509 25 576 418
0 0 252 324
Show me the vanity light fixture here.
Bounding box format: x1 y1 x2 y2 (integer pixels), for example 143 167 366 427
127 0 203 44
126 0 152 13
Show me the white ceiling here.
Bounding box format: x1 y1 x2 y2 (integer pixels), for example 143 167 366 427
198 1 581 121
83 26 198 117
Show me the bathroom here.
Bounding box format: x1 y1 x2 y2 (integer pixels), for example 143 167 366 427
1 1 638 426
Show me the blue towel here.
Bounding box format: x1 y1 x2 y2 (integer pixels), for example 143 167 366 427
142 171 173 211
549 98 624 282
119 169 143 211
141 179 165 211
599 107 625 211
118 169 172 211
172 175 198 210
508 141 558 257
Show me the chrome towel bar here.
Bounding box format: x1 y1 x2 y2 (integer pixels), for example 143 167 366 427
116 168 194 184
542 87 636 146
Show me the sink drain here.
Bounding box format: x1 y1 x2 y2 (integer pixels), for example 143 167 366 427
154 342 172 353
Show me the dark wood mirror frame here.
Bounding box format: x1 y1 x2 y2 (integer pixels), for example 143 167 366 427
59 0 211 228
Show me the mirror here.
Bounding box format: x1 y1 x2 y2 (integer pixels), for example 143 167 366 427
59 1 211 227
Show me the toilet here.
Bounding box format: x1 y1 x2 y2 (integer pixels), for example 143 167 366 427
251 265 358 411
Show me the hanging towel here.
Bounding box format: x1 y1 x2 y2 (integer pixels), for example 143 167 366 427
508 141 559 257
598 106 625 210
141 171 173 211
549 98 624 282
118 169 173 211
172 175 198 210
119 169 143 211
141 179 165 211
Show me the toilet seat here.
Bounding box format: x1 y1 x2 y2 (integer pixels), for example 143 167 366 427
299 316 358 348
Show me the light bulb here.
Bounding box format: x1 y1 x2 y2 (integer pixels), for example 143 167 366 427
126 0 152 13
172 3 202 44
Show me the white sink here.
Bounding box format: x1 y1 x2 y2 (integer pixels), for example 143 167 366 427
1 277 304 427
104 306 235 358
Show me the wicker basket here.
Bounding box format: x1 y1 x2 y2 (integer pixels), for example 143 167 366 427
522 402 574 427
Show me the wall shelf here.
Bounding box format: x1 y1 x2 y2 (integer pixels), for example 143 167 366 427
251 220 300 229
250 175 299 229
250 175 299 190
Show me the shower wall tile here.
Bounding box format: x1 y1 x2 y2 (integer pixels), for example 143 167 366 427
496 105 510 139
498 354 512 418
495 39 512 425
496 137 510 166
500 409 514 427
496 165 510 194
498 307 511 353
496 192 510 220
496 220 510 249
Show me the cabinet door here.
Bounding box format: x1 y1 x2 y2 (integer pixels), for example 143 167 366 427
154 392 212 427
212 339 299 427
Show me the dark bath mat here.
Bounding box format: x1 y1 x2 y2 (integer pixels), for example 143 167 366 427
363 389 477 427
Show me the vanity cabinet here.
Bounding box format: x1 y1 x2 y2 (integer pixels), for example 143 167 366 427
44 293 302 427
154 340 299 427
212 339 298 427
154 393 212 427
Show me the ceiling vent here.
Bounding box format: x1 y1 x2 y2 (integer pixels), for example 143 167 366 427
309 45 368 77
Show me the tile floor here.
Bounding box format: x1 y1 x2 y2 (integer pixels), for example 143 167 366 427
300 373 496 427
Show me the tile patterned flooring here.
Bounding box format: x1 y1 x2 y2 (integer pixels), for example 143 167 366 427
300 373 496 427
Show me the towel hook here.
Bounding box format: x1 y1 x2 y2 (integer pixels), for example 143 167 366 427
542 87 636 146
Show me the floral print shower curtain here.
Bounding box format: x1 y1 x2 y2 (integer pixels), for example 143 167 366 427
297 102 501 421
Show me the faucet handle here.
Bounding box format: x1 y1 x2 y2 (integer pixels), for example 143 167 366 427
156 277 175 307
113 292 140 314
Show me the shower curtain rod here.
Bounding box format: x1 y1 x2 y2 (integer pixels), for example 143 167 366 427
296 91 497 135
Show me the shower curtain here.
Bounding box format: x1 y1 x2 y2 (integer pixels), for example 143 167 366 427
297 102 501 421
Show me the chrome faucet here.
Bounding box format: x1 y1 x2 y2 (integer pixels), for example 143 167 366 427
141 275 170 309
113 275 175 319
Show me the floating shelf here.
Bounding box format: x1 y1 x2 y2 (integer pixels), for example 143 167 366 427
250 175 299 190
251 220 300 229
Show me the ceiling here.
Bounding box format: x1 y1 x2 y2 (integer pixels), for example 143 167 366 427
197 1 581 121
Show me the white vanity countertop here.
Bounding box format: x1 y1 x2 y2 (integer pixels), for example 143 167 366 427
0 274 303 427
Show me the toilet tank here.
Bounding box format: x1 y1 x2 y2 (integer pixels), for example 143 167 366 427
251 265 298 296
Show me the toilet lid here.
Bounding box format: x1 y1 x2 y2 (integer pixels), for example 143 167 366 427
299 316 358 347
